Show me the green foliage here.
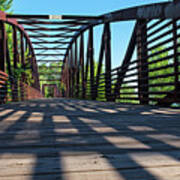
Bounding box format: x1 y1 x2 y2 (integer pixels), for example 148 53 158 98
0 0 13 12
113 45 176 104
149 46 174 100
2 1 14 75
38 62 62 97
118 85 138 104
14 63 34 84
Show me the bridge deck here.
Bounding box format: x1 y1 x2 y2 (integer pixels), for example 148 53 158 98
0 98 180 180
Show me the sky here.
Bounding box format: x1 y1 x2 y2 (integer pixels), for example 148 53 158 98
12 0 171 68
12 0 170 15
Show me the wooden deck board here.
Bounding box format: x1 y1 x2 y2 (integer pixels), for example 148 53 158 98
0 98 180 180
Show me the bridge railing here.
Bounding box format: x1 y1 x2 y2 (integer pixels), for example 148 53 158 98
1 1 180 106
61 2 180 106
0 70 43 104
0 11 42 104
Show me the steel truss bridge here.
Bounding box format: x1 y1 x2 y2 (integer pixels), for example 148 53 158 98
0 1 180 179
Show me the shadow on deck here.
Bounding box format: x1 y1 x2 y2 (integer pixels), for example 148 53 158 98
0 98 180 180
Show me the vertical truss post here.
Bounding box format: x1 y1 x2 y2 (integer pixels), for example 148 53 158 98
26 37 40 91
95 26 105 99
104 23 112 101
20 32 25 101
68 51 70 98
85 36 90 97
70 48 73 98
0 21 6 72
0 21 7 103
70 47 74 97
172 19 179 97
25 38 28 52
26 41 34 76
6 39 13 102
68 51 71 98
89 26 95 100
31 51 40 90
6 39 12 76
42 84 45 96
137 20 149 105
173 0 179 102
75 39 79 97
80 33 85 98
12 26 19 101
65 56 69 97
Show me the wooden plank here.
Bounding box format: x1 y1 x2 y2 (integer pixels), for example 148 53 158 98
0 99 179 180
0 150 180 173
0 152 179 179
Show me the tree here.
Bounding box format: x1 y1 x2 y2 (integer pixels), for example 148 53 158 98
0 0 13 12
38 62 62 98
